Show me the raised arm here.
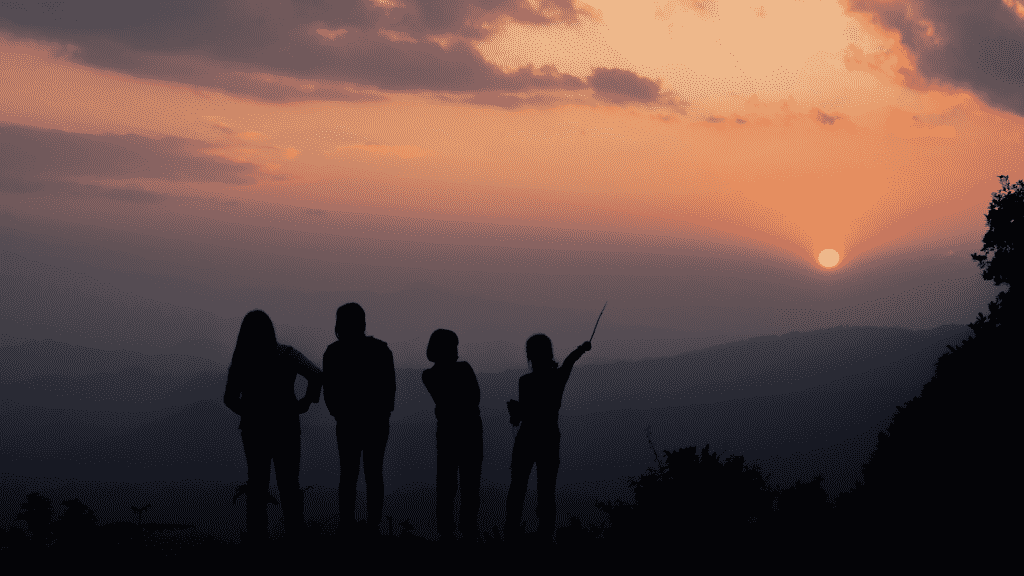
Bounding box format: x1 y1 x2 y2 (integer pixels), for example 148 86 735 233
559 341 592 378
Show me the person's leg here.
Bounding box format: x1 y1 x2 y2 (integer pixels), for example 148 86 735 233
337 422 361 539
504 428 534 540
536 428 561 542
363 418 390 536
459 423 484 542
242 428 272 544
275 428 303 541
436 430 457 541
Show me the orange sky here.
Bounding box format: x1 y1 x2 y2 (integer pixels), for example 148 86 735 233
1 0 1022 270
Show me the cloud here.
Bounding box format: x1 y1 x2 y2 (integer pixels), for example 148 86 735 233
0 122 263 188
467 90 552 109
587 67 688 112
816 110 838 125
844 0 1024 116
0 0 599 103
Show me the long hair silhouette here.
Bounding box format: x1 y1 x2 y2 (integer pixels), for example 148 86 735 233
228 310 277 390
224 308 323 546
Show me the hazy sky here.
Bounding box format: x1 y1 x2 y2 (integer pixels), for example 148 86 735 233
1 1 1020 367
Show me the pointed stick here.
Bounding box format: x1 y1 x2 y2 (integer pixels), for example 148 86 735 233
589 302 607 342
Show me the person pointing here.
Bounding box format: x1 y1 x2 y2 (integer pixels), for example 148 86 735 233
504 335 591 543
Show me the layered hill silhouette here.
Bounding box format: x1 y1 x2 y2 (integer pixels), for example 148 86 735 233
2 323 969 412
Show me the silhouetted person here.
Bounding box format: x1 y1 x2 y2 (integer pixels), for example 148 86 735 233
504 334 591 542
421 329 484 543
323 303 396 539
224 310 322 546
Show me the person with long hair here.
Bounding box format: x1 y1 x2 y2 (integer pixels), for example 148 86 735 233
421 329 484 543
224 309 323 546
504 334 591 543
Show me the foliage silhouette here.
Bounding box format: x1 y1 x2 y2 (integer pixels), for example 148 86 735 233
16 492 54 547
969 175 1022 336
839 174 1021 545
597 444 775 546
773 476 833 533
0 524 30 552
55 498 99 549
554 515 606 545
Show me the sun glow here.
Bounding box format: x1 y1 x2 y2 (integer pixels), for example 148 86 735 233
818 249 840 268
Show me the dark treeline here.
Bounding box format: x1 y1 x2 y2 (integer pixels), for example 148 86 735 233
1 176 1019 560
599 176 1020 552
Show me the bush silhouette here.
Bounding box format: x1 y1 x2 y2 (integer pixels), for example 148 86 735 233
598 444 774 545
1 524 30 552
16 492 54 547
555 515 606 545
55 498 99 549
772 475 833 535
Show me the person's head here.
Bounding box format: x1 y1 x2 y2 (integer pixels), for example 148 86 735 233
426 329 459 364
526 333 555 371
335 303 366 339
230 309 277 373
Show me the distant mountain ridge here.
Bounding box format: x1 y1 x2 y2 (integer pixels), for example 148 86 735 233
0 339 226 411
1 324 969 494
2 324 970 416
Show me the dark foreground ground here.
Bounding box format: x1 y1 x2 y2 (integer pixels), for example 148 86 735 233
1 516 989 570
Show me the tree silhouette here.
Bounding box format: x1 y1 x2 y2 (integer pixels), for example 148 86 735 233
843 174 1022 546
56 498 99 549
598 444 774 546
0 524 30 552
772 475 833 536
17 492 54 547
970 175 1022 335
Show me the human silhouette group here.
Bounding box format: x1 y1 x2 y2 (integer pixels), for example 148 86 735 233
224 303 591 546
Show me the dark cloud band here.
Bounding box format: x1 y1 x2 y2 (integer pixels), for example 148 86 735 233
0 122 260 187
845 0 1024 117
0 1 673 110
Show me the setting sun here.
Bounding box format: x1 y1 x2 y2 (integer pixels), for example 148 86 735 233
819 249 840 268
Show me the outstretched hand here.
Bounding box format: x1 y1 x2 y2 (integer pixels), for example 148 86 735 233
580 341 592 352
